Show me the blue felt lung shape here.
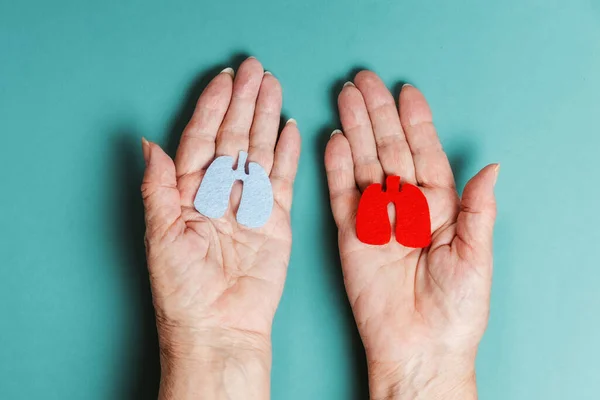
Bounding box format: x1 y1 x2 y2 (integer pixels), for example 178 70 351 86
193 151 273 228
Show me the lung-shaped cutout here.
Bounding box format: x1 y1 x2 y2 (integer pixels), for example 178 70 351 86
356 176 431 247
193 151 273 228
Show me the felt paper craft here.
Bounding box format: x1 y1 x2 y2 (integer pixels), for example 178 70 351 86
194 151 273 228
356 176 431 247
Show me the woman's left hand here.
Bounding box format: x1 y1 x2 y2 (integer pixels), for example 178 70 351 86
141 57 300 400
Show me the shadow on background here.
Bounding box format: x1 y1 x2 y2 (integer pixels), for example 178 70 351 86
445 137 477 194
113 133 160 399
113 53 252 399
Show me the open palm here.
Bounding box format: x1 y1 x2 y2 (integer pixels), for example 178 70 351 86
325 72 498 395
142 58 300 354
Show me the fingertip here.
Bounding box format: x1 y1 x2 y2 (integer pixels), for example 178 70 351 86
261 69 280 85
493 163 500 186
326 128 346 148
337 81 369 121
220 67 235 78
146 141 161 156
198 68 234 106
282 116 300 132
399 82 419 102
475 163 500 190
259 71 282 104
239 56 264 77
338 82 360 109
479 163 501 184
353 69 378 85
278 119 301 154
399 84 432 126
141 142 178 202
340 79 357 95
353 70 387 99
456 163 499 256
146 142 174 172
462 163 499 217
400 82 417 92
282 118 301 147
465 164 496 190
325 130 351 169
330 128 343 138
141 137 150 165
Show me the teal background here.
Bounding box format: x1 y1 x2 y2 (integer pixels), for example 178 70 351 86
1 0 599 398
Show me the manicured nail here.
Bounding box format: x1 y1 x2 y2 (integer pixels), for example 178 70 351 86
402 83 413 89
141 137 150 166
264 70 273 76
493 163 500 186
330 129 343 138
286 118 297 125
220 67 234 78
343 81 355 88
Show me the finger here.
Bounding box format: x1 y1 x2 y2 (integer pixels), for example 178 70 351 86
453 164 499 262
141 139 184 243
175 68 234 177
175 69 234 205
248 71 282 174
215 57 264 158
338 82 384 191
270 119 301 213
324 130 361 228
399 84 455 189
354 71 416 183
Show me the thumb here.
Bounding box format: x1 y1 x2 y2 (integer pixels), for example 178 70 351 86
455 164 499 260
141 138 183 243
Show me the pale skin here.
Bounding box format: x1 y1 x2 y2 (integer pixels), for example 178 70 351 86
325 73 498 399
141 57 498 399
142 57 301 399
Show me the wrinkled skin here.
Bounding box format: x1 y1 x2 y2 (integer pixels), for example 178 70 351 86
324 73 498 399
141 56 498 399
141 57 300 399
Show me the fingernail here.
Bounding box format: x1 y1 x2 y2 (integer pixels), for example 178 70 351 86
402 83 413 89
247 56 257 60
220 67 235 78
343 81 355 88
286 118 297 125
330 129 343 138
493 163 500 186
264 70 273 76
141 137 150 166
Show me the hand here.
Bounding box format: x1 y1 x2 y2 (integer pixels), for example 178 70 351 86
325 72 498 400
141 57 301 399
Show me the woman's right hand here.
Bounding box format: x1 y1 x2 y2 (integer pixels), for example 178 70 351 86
325 71 498 399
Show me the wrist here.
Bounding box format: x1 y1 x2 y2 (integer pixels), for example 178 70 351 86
157 323 272 400
159 347 271 400
368 352 477 400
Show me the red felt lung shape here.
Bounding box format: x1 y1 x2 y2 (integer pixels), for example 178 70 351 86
356 176 431 247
